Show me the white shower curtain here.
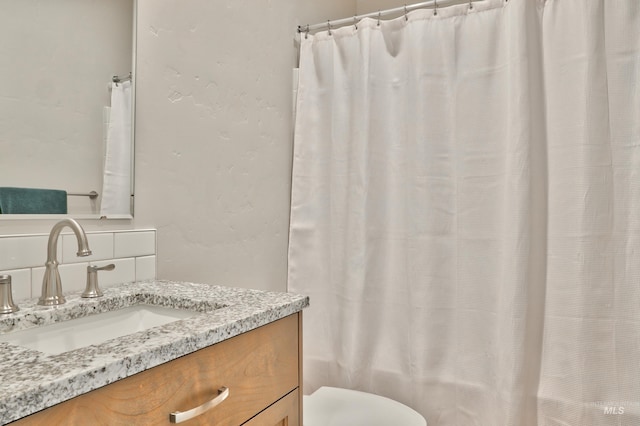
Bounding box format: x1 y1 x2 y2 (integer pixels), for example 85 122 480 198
101 80 132 217
288 0 640 425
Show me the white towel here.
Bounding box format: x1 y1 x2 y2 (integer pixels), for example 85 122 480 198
100 81 132 216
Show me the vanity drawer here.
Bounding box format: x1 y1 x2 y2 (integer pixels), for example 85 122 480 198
243 388 299 426
12 313 300 426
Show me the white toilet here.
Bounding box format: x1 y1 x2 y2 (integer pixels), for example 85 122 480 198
303 386 427 426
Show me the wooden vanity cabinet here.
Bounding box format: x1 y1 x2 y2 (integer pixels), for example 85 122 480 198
12 313 302 426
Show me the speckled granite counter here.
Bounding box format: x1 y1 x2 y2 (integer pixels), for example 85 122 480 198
0 280 309 425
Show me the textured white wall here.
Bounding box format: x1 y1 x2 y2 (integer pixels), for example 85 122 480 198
357 0 410 14
133 0 356 291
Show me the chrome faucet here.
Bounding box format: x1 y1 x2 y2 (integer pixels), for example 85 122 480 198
38 219 92 306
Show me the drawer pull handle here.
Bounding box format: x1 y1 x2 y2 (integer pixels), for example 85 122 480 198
169 386 230 423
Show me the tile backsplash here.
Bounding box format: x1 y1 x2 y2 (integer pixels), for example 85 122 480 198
0 229 156 301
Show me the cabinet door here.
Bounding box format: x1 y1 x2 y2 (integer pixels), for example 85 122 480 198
243 389 299 426
12 314 300 426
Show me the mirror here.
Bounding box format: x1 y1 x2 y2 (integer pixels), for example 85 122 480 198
0 0 136 219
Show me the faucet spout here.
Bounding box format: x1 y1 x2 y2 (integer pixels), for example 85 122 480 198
38 219 92 306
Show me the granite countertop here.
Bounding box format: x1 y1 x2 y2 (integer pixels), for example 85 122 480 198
0 280 309 425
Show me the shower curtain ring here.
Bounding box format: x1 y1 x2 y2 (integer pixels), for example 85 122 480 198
377 11 381 26
468 0 473 10
404 5 408 21
327 20 332 36
354 16 358 30
434 0 438 15
305 24 309 39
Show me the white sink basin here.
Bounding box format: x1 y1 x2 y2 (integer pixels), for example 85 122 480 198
0 305 197 355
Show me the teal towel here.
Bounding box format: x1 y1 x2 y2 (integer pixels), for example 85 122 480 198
0 187 68 214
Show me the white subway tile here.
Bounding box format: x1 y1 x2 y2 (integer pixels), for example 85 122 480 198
30 269 42 301
135 256 156 281
114 231 156 258
62 232 114 264
0 236 59 271
91 258 135 288
32 263 89 295
0 269 32 301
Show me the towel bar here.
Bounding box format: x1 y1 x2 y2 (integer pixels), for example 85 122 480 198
68 191 99 200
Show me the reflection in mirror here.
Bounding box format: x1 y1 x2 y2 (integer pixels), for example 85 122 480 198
0 0 135 218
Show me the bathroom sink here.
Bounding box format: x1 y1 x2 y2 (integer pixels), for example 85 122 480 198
0 305 197 355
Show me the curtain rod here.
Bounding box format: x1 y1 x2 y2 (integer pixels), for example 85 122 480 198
298 0 472 34
112 72 132 84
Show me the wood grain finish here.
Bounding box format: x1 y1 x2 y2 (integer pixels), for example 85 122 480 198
12 314 300 426
298 312 303 424
243 389 299 426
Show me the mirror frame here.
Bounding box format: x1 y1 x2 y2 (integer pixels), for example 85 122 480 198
1 0 137 221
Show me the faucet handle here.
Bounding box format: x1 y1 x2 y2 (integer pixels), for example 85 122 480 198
89 264 116 273
0 275 19 314
82 264 115 298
